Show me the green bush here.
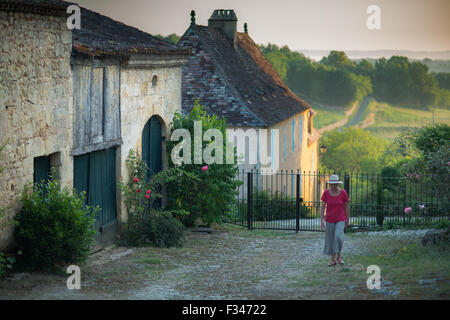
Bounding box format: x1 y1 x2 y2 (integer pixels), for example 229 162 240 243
0 252 15 278
119 149 191 246
233 189 316 222
143 211 185 248
166 102 241 227
14 179 97 271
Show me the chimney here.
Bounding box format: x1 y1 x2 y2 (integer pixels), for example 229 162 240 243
208 9 237 47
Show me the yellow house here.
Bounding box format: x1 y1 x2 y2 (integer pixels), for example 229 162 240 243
178 9 321 202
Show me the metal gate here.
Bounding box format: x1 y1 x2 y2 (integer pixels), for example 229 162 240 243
225 170 447 232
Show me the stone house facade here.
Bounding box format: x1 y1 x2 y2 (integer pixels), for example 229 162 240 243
0 0 73 249
178 9 321 201
0 0 189 249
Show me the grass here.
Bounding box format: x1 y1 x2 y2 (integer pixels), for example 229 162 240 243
313 106 349 129
297 236 450 298
363 102 450 140
313 96 450 140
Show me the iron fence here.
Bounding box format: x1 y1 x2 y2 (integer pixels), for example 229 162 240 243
225 170 449 232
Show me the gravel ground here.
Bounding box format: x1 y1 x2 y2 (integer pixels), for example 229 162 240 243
0 226 443 300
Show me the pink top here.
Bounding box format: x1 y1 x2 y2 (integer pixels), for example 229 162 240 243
321 189 349 223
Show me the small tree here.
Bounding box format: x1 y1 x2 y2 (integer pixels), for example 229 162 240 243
392 124 450 214
166 102 241 227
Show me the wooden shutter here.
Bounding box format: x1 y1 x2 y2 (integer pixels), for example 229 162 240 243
33 156 50 184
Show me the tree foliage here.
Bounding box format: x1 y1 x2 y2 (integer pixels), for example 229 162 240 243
259 44 445 109
319 127 389 173
154 33 180 44
166 102 241 227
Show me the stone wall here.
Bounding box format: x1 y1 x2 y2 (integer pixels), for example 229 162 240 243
118 61 184 222
0 11 73 249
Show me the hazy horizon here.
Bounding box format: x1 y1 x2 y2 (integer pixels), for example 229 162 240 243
70 0 450 52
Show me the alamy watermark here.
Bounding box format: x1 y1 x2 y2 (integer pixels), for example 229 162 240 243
66 265 81 290
367 5 381 30
66 5 81 30
170 122 280 171
366 265 381 290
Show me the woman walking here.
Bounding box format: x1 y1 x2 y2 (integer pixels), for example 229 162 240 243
320 174 350 266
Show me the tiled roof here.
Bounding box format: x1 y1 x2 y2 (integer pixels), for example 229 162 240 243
178 24 311 127
71 5 190 57
0 0 189 56
0 0 67 16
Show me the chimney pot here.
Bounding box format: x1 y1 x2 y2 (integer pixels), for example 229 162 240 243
208 9 238 47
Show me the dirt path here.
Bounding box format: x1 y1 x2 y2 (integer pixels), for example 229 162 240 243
0 225 447 300
318 100 359 134
345 97 370 128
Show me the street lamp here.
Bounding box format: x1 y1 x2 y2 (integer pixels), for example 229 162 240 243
320 144 327 154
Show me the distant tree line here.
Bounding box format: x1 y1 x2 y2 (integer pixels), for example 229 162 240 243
259 44 450 109
151 34 450 109
154 33 180 44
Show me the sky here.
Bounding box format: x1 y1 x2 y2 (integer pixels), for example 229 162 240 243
71 0 450 52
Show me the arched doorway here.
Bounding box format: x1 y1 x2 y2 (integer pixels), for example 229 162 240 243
142 115 163 179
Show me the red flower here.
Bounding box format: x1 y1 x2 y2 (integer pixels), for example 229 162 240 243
145 194 150 199
146 190 151 194
201 165 208 171
134 177 139 183
136 189 141 193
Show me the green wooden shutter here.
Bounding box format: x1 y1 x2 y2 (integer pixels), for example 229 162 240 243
102 147 117 226
89 150 104 231
74 148 117 231
149 116 162 176
142 116 162 179
74 153 90 199
142 120 151 179
33 156 50 184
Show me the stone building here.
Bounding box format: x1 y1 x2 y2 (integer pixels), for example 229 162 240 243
0 0 189 249
0 0 73 249
178 9 321 201
70 5 189 245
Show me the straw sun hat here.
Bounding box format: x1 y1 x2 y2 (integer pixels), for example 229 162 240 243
327 174 343 184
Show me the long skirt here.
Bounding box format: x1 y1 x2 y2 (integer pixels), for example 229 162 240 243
323 221 345 255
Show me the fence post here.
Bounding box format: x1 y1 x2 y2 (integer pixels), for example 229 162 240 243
344 173 350 195
247 172 253 230
296 173 301 233
403 177 407 227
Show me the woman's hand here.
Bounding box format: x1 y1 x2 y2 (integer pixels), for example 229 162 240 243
321 219 325 230
345 218 349 229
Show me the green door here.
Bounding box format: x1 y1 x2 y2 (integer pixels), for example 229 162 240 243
74 147 117 241
142 116 162 179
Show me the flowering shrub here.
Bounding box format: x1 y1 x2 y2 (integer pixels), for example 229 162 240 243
166 102 241 227
119 150 193 246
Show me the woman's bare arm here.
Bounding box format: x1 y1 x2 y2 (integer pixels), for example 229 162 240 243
320 201 326 220
344 202 350 228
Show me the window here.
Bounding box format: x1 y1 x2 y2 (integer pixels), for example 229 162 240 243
33 156 51 184
33 152 61 184
308 114 312 134
152 75 158 88
298 116 303 149
292 118 295 152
